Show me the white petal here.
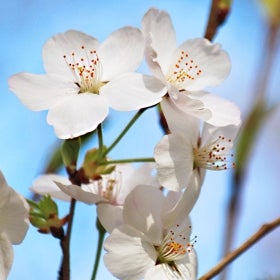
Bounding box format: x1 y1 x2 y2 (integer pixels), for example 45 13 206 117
142 8 177 75
43 30 100 77
0 232 13 279
160 96 200 140
188 91 241 126
176 250 198 280
47 93 109 139
97 204 123 233
8 73 78 111
0 171 29 244
55 182 106 204
162 191 183 214
167 38 231 91
123 185 164 244
107 164 135 205
167 92 212 125
154 135 193 191
144 36 167 82
115 163 158 204
31 174 71 201
99 27 144 81
145 259 197 280
163 182 201 229
145 264 169 280
201 123 240 147
190 168 206 191
104 225 156 280
125 163 158 189
101 73 166 111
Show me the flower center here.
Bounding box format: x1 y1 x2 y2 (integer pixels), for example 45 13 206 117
193 135 235 170
63 46 103 94
167 50 202 89
155 224 196 271
94 171 122 204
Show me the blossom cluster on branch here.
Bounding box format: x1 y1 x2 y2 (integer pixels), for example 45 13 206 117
4 7 243 280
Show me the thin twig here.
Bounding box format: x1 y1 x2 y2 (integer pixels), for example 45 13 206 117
58 166 83 280
204 0 232 41
58 198 76 280
199 217 280 280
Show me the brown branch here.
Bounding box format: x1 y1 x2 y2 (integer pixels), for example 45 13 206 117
204 0 232 41
58 198 76 280
58 170 80 280
199 217 280 280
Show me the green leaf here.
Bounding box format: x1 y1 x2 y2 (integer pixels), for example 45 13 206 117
61 137 81 172
44 131 96 173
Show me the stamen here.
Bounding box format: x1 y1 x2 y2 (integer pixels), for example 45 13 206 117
63 45 103 94
156 224 196 263
89 170 122 204
167 50 202 89
194 135 235 170
155 224 197 279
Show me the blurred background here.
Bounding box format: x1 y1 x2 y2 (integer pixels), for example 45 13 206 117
1 0 280 279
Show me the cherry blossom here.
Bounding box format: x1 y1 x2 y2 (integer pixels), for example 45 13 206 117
31 164 158 232
104 185 198 280
142 8 241 127
154 98 240 191
9 28 165 139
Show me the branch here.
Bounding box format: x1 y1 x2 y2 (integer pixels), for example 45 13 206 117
220 19 279 280
59 171 80 280
204 0 232 41
199 217 280 280
59 198 76 280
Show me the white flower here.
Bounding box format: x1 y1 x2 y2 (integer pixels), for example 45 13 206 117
31 164 158 232
9 28 166 139
0 171 29 244
104 185 198 280
0 232 13 280
142 8 241 127
0 171 29 279
154 98 240 191
31 174 72 201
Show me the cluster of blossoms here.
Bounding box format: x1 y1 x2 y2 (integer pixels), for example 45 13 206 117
7 7 241 280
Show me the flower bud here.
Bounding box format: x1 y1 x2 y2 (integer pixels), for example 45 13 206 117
82 147 115 180
27 195 66 238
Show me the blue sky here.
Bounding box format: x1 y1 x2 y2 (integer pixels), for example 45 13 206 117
1 0 280 279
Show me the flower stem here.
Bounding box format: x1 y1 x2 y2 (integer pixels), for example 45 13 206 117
91 218 106 280
59 198 76 280
99 157 155 165
97 124 104 161
104 108 147 156
199 217 280 280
